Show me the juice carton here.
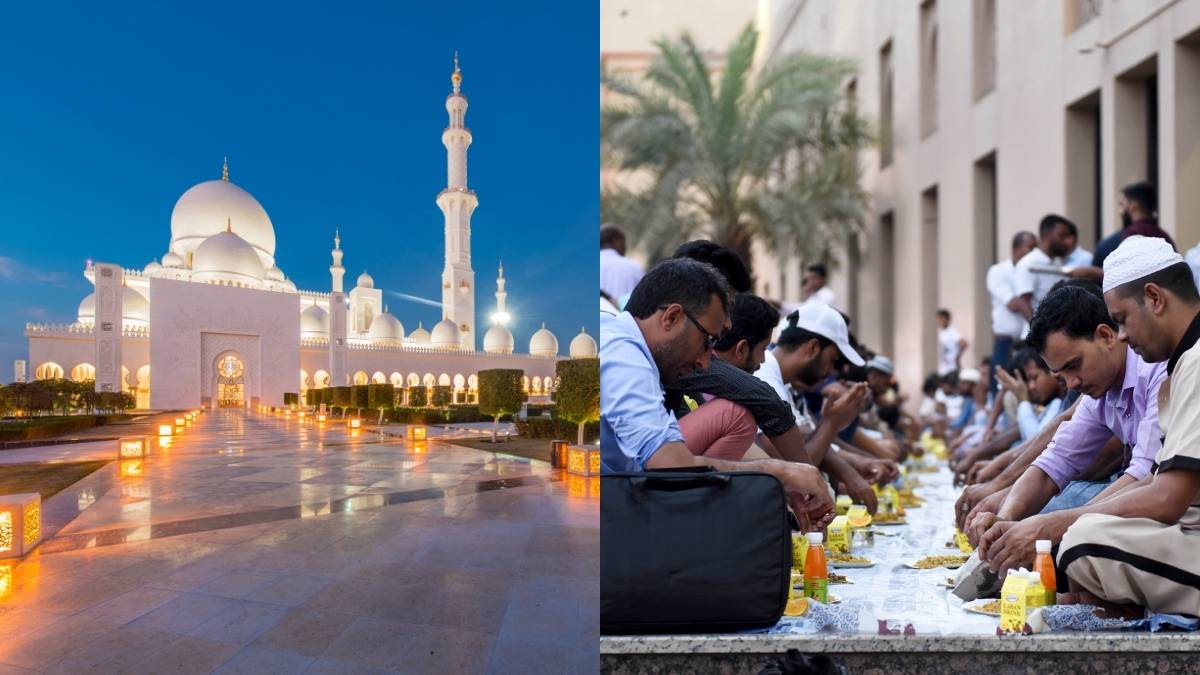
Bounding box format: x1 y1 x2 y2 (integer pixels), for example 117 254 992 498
826 515 852 554
791 532 808 570
880 484 903 515
999 569 1047 633
836 495 852 516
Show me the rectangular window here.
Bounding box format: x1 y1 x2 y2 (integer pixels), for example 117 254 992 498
972 0 996 100
920 0 939 138
879 41 894 167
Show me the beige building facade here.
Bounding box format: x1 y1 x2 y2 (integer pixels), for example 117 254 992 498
755 0 1200 397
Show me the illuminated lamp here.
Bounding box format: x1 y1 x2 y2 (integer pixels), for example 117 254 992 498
317 414 327 422
350 419 361 429
117 437 148 459
0 493 42 559
566 444 601 477
158 424 173 436
407 425 427 441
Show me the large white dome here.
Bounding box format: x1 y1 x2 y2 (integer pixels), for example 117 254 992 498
79 287 149 327
357 270 374 288
483 324 515 354
569 327 598 358
408 321 431 344
300 303 329 337
191 230 265 286
368 310 404 345
530 323 559 357
170 178 276 268
431 318 461 349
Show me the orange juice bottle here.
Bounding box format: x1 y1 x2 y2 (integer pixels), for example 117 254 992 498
803 532 828 604
1034 539 1056 605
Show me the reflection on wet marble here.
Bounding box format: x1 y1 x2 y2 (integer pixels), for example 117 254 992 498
0 410 598 674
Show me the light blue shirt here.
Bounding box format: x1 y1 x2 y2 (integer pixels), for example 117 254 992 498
1065 247 1093 268
600 311 685 473
1017 397 1065 442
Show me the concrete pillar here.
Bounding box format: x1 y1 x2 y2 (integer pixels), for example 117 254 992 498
93 263 123 394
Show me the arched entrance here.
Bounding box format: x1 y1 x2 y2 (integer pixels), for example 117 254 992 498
215 352 246 408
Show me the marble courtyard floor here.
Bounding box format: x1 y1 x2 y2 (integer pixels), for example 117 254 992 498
0 410 599 674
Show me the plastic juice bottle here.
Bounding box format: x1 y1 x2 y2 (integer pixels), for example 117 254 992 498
803 532 828 604
1033 539 1056 605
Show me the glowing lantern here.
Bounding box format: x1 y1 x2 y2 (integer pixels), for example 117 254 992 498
118 437 148 459
566 444 601 477
550 440 569 469
298 411 306 420
317 414 327 422
0 562 12 599
119 459 144 477
0 493 42 559
350 419 361 429
158 424 173 436
407 425 427 441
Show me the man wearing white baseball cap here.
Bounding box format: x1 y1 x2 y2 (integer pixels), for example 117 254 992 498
754 304 866 466
1053 235 1200 615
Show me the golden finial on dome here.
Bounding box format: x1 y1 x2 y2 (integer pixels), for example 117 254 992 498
222 156 229 182
451 51 462 94
226 216 232 233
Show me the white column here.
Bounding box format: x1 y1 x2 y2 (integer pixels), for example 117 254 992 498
93 263 123 395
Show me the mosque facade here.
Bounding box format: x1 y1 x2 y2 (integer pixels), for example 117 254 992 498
22 58 597 409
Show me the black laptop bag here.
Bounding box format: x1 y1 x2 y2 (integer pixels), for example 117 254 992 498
601 468 793 634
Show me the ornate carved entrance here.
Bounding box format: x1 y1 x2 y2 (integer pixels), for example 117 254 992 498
215 353 245 408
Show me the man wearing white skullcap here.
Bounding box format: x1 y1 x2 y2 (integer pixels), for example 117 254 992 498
1053 235 1200 615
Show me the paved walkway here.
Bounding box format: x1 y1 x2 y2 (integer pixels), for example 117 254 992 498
0 409 598 674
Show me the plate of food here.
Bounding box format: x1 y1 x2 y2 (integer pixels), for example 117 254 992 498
829 552 876 568
905 554 972 570
871 512 907 526
963 598 1001 616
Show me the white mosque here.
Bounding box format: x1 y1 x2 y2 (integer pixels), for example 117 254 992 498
21 57 597 410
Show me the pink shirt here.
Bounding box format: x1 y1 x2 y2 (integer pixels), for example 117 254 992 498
1032 346 1166 490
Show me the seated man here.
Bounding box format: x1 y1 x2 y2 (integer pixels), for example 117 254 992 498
666 242 870 469
996 348 1067 443
975 284 1165 572
1056 236 1200 615
600 257 834 525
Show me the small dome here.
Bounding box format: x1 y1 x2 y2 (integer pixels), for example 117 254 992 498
431 318 461 349
530 323 559 358
408 321 431 344
569 327 598 358
143 260 162 275
368 310 405 345
162 251 185 268
357 270 374 288
170 177 276 268
300 303 329 337
265 265 285 281
122 286 150 327
191 229 265 286
77 293 95 325
483 324 515 354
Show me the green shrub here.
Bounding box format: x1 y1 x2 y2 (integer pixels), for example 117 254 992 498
478 369 525 442
368 383 395 410
555 358 599 444
283 392 299 406
407 386 427 407
514 417 600 441
431 385 453 408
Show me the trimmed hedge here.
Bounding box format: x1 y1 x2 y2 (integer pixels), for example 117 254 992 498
0 414 134 442
283 392 299 406
431 385 453 408
514 417 599 441
407 386 427 407
368 383 394 410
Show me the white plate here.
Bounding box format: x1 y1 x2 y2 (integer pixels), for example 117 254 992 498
830 559 877 569
872 519 908 527
963 599 1001 616
904 556 970 570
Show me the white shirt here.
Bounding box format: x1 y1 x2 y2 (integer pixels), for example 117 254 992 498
1013 248 1063 313
935 388 965 421
938 326 963 376
801 286 836 310
754 350 814 428
599 248 644 303
986 259 1026 339
1065 247 1092 268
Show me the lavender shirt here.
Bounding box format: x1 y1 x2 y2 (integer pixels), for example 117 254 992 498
1032 346 1166 490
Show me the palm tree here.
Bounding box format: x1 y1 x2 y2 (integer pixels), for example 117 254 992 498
602 24 871 277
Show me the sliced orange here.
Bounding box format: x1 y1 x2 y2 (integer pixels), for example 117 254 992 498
847 513 872 528
784 597 809 616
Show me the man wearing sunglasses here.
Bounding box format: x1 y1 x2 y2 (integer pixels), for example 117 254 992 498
601 257 835 525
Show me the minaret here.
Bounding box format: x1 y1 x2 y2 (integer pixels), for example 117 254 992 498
492 262 510 325
437 51 477 351
330 227 345 293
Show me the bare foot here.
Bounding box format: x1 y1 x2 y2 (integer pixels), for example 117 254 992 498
1057 591 1144 620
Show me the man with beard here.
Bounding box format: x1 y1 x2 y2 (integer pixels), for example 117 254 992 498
599 257 834 523
1055 236 1200 616
1011 214 1077 320
973 285 1166 574
1069 182 1175 282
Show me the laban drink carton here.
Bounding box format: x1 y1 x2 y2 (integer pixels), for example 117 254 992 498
826 515 852 554
999 569 1047 633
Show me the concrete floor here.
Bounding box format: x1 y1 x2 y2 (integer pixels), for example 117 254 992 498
0 409 599 674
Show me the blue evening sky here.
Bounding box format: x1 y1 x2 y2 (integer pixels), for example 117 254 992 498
0 1 598 378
